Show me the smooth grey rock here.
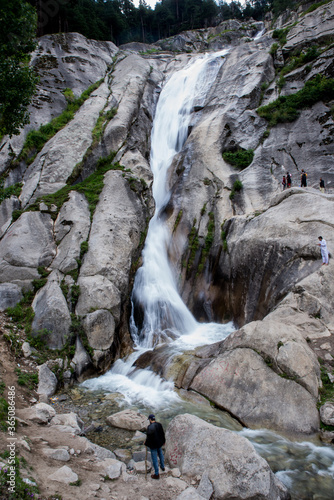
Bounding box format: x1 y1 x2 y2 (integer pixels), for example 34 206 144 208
51 191 90 273
283 2 334 54
83 440 116 460
220 319 321 398
166 414 290 500
0 212 56 281
96 458 124 479
83 309 115 351
76 171 147 319
31 271 71 349
133 461 151 474
113 448 132 464
0 283 22 311
106 409 147 431
22 341 33 358
21 82 110 207
164 476 188 491
48 465 78 484
190 348 319 435
175 487 206 500
38 364 58 398
42 448 70 462
0 32 118 170
320 402 334 426
70 336 93 381
17 403 56 424
0 197 20 238
197 471 214 499
50 412 84 435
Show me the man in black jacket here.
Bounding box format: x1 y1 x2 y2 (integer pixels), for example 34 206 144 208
144 414 165 479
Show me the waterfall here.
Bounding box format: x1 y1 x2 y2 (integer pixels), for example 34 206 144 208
130 51 229 349
82 50 234 405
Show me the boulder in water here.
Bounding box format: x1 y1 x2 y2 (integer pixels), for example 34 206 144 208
165 414 290 500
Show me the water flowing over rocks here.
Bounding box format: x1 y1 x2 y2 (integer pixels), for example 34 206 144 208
165 414 290 499
0 7 333 480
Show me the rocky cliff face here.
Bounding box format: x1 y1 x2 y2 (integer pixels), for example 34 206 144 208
0 3 333 435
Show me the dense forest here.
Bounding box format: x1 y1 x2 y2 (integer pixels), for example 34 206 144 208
27 0 306 46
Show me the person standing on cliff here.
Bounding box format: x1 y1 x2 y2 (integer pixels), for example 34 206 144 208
320 178 325 193
317 236 329 265
145 414 166 479
286 172 292 188
301 169 307 187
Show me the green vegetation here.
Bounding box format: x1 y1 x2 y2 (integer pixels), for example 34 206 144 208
15 80 103 165
318 366 334 407
0 390 8 431
223 149 254 169
173 209 183 232
0 453 39 499
221 226 228 252
229 179 243 200
92 107 117 147
303 0 331 15
15 368 38 390
186 220 199 272
198 212 215 273
269 42 279 56
6 292 35 337
0 0 38 137
279 46 320 77
272 27 290 46
24 151 125 221
257 75 334 127
0 181 23 204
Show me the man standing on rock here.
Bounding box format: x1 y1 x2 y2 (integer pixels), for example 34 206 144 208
144 414 165 480
318 236 329 265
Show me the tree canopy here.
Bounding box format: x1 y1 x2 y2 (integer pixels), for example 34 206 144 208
28 0 294 46
0 0 38 137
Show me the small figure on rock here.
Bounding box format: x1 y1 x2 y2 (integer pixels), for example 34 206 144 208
282 175 286 190
317 236 329 266
319 178 325 193
286 172 292 188
300 169 307 187
145 414 165 480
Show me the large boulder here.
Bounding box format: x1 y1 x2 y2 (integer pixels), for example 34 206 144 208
190 348 319 435
51 191 90 273
0 211 56 286
0 283 22 311
106 409 147 431
31 271 71 349
165 414 290 499
82 309 115 351
37 363 58 399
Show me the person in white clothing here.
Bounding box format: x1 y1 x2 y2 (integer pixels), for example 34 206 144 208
317 236 329 265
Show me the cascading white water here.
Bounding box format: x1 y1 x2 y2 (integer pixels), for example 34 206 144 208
131 51 229 348
83 50 234 405
81 47 334 497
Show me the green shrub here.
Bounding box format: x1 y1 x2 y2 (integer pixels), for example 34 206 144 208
0 455 39 499
269 42 278 55
257 75 334 126
229 180 243 200
0 181 23 203
15 368 38 390
272 28 289 46
223 149 254 169
0 397 9 431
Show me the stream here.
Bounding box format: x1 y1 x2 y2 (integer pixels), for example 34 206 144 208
81 50 334 499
